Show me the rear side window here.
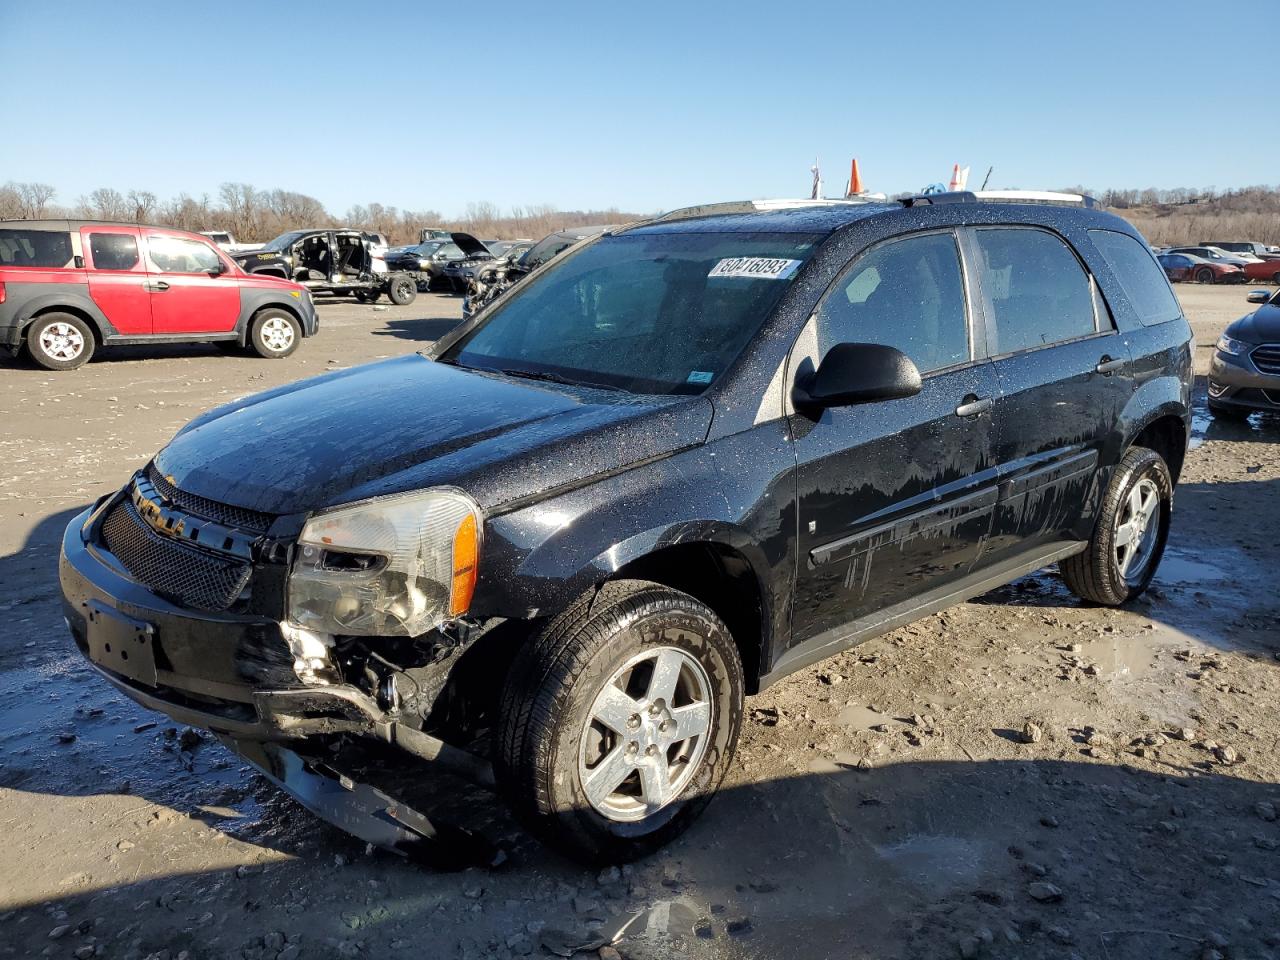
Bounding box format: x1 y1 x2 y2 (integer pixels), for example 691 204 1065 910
815 232 969 374
89 233 140 271
0 228 73 268
1088 229 1181 327
971 228 1096 355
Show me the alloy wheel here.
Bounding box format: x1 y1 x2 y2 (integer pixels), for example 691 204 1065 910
1114 477 1160 581
39 322 85 361
260 317 295 353
578 646 713 823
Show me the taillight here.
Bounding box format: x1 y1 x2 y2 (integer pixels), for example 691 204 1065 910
0 282 6 304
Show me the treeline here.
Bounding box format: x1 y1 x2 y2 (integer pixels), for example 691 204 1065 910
5 179 1279 248
1059 183 1280 247
0 181 641 244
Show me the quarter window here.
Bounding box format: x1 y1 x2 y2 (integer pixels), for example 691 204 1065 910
813 232 969 374
971 228 1096 354
0 228 73 268
89 233 140 271
1088 229 1181 327
148 236 223 273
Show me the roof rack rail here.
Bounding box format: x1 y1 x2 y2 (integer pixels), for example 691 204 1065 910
898 190 1099 209
975 190 1098 208
652 197 887 224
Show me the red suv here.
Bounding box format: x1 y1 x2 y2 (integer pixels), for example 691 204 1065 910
0 220 319 370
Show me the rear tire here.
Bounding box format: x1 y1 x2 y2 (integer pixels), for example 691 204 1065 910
496 580 744 864
1272 271 1280 286
248 309 300 359
1195 267 1215 284
28 312 95 371
387 274 416 305
1059 446 1172 605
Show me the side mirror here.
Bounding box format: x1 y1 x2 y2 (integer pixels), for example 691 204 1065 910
1247 289 1270 304
206 261 227 276
792 342 923 410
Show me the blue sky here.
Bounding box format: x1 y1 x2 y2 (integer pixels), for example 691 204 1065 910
1 0 1272 217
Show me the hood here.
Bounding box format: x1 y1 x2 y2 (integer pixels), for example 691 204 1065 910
449 232 490 257
154 355 713 517
1229 300 1280 343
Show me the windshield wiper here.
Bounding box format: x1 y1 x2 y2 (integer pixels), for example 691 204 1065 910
498 367 625 392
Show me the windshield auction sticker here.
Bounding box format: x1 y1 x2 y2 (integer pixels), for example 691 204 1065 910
708 257 803 280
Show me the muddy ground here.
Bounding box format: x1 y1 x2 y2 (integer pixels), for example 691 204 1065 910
0 285 1277 960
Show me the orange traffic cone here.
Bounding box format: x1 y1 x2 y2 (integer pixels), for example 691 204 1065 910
948 163 962 191
847 158 864 197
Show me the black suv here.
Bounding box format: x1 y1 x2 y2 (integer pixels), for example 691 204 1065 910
60 194 1193 863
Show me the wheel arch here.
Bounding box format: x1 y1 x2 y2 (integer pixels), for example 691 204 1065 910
1128 412 1188 484
608 540 769 694
20 297 110 345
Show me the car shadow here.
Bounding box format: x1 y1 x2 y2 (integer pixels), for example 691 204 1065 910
372 317 465 343
973 476 1278 662
3 753 1278 960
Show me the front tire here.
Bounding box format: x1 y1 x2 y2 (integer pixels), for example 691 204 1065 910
1195 267 1215 284
248 309 300 359
28 312 95 371
387 274 417 305
1059 446 1172 605
496 580 744 863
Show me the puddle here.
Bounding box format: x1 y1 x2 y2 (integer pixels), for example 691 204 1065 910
1157 549 1231 585
603 897 703 941
873 835 991 894
836 705 898 731
1091 634 1161 680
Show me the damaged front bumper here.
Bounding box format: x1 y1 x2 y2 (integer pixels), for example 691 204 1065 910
58 502 493 785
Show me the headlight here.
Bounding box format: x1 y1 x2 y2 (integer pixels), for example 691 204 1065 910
1216 335 1248 356
287 489 481 637
418 258 432 269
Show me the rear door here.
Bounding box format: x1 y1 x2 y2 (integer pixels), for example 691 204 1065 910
82 226 151 335
789 230 1000 646
142 232 240 334
965 226 1132 558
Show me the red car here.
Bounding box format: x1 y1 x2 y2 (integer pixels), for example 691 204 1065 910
1156 252 1244 285
0 220 318 370
1244 258 1280 285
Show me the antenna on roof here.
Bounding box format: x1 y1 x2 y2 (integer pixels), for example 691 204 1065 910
980 166 994 191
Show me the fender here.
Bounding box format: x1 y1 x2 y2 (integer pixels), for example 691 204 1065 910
11 288 116 340
473 419 798 675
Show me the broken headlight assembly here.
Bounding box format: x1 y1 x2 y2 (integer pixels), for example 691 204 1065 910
287 489 481 638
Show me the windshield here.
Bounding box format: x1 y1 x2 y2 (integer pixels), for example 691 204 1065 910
443 230 820 395
411 241 445 256
521 235 581 270
262 230 310 250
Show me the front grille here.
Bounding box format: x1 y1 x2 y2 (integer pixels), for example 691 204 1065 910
147 463 273 533
100 499 252 611
1251 344 1280 376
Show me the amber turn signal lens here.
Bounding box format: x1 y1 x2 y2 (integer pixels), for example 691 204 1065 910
449 513 479 616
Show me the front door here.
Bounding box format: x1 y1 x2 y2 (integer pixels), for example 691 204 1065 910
789 230 1000 652
964 226 1132 557
83 227 151 335
142 233 241 334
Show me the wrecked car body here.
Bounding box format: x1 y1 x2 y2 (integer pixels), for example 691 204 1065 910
62 194 1192 863
463 225 614 317
233 228 417 304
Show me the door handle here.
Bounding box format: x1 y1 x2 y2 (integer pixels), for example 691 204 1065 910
143 280 170 293
954 395 992 418
1095 355 1125 375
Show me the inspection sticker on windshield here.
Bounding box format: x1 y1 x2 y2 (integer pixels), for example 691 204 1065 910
708 257 802 280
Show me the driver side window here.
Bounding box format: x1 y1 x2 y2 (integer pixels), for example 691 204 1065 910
814 231 970 375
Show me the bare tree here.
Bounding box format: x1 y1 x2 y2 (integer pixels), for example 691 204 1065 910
15 182 57 218
79 187 127 220
128 190 158 223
